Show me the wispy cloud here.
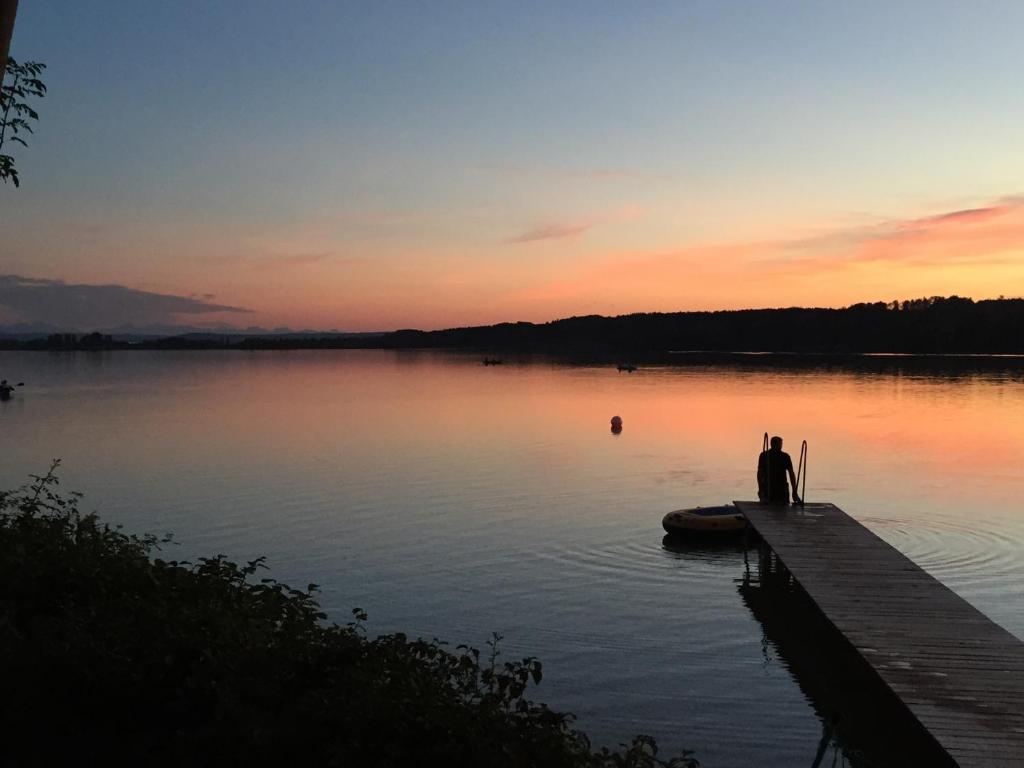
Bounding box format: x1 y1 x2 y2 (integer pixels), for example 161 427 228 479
498 195 1024 313
0 275 252 330
204 251 339 269
507 205 644 244
482 163 670 183
249 252 333 270
508 220 595 243
557 167 670 182
917 205 1010 226
771 195 1024 271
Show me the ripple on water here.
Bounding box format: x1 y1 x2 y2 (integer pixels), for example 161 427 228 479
533 534 749 590
860 512 1024 635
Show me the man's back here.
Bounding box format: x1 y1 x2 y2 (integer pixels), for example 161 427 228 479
758 447 792 503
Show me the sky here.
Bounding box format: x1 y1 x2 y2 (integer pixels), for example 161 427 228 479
2 1 1024 331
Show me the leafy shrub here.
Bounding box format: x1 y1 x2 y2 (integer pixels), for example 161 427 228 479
0 463 697 767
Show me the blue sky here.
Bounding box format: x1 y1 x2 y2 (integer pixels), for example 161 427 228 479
4 2 1024 330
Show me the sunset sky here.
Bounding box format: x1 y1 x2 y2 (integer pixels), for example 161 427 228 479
3 1 1024 331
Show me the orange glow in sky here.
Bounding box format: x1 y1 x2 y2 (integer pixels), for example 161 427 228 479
5 194 1024 332
192 196 1024 329
5 5 1024 332
2 191 1024 331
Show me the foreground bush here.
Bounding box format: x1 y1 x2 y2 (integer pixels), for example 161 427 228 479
0 464 697 767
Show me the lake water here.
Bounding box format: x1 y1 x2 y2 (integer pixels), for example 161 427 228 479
3 349 1023 766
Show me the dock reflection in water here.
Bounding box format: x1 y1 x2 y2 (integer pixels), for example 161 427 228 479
660 532 749 561
739 544 956 768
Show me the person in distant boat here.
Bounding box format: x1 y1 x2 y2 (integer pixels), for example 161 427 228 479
757 435 801 505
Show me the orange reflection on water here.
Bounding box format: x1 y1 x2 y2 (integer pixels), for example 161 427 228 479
4 351 1024 525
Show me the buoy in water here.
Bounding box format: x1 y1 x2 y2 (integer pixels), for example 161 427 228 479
610 415 623 434
662 505 746 535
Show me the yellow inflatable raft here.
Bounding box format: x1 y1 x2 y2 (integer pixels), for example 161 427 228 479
662 505 746 535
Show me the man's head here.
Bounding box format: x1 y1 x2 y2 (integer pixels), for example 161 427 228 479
770 435 783 450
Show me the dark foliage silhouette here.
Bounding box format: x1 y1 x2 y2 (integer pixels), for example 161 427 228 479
0 464 698 767
375 296 1024 355
0 56 45 187
5 295 1019 356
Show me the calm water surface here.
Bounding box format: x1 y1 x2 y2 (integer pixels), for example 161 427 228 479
3 350 1024 766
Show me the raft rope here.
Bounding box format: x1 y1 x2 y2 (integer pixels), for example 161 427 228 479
794 439 808 506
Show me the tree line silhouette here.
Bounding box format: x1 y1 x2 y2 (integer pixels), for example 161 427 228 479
3 296 1022 355
375 296 1024 355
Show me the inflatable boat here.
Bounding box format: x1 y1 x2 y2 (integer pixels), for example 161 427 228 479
662 505 746 535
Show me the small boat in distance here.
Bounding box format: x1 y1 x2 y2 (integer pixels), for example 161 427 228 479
617 364 637 372
663 505 746 535
482 358 504 365
0 381 23 400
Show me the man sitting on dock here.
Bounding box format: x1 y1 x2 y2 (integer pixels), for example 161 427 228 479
757 435 801 505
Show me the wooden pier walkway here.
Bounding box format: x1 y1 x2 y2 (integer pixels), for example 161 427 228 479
735 501 1024 768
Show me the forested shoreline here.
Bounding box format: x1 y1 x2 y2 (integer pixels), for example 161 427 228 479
2 296 1022 355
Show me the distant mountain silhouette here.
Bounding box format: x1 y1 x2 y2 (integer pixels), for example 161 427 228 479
0 321 269 340
0 323 357 342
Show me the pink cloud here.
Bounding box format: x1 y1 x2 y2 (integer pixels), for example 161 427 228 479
917 205 1009 226
742 196 1024 275
846 198 1024 266
507 205 644 245
496 195 1024 315
508 220 595 243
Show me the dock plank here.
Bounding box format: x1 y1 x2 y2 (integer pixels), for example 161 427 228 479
736 501 1024 768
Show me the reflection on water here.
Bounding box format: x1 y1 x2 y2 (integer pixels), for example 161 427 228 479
660 533 750 561
738 545 957 768
1 349 1023 765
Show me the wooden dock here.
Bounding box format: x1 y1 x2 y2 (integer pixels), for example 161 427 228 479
735 501 1024 768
